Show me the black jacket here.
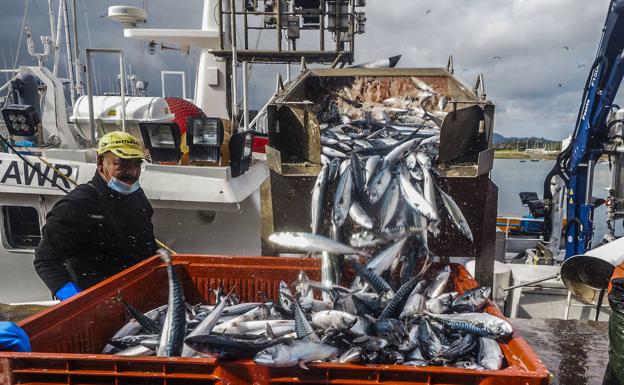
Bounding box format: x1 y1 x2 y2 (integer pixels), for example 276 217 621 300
34 172 157 293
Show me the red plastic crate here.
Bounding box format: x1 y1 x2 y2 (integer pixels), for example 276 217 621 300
0 255 549 385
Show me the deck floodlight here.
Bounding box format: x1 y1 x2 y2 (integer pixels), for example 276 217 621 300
139 122 182 164
229 130 254 177
1 104 41 138
186 117 224 163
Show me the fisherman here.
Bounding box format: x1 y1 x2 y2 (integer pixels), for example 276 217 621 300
0 322 31 352
604 263 624 385
34 131 157 301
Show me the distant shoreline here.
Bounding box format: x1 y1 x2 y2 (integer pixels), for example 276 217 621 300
494 150 558 160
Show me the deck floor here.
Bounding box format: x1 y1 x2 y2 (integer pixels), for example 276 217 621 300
513 318 609 385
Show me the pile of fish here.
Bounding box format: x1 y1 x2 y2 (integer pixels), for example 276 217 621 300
317 76 448 132
101 77 509 371
103 251 510 371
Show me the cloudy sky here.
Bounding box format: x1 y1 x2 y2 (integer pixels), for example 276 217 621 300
0 0 617 140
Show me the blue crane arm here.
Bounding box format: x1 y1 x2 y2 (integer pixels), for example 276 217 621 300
544 0 624 257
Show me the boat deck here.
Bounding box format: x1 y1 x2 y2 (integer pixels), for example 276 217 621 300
513 318 609 385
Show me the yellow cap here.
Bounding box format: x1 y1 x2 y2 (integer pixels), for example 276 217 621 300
97 131 146 159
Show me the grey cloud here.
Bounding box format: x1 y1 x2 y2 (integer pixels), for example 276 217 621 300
1 0 619 139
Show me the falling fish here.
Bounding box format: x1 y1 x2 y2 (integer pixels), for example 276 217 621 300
268 232 367 256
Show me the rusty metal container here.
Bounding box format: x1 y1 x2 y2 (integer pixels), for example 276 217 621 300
261 68 498 285
0 255 549 385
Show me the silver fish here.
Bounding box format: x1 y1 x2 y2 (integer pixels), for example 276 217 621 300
268 232 366 256
437 95 448 111
424 311 513 339
339 346 363 363
156 250 187 357
216 304 274 332
115 345 155 356
320 135 339 145
400 291 426 320
425 292 455 314
454 361 485 370
426 266 451 298
254 341 339 369
321 154 330 165
213 320 296 336
364 155 382 184
328 158 341 181
379 178 400 229
349 202 374 229
333 162 353 228
367 166 392 204
384 138 421 167
405 152 418 170
311 310 357 330
349 316 372 337
337 142 352 152
322 146 347 158
422 166 440 236
367 237 408 276
417 318 445 361
411 77 435 93
321 251 337 302
399 169 438 222
293 300 320 342
298 297 333 313
437 185 474 241
478 337 504 370
416 151 432 170
452 287 491 313
279 280 295 315
102 304 167 354
311 164 330 234
354 139 373 149
181 289 232 357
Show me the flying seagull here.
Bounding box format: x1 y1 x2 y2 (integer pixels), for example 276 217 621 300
425 9 431 14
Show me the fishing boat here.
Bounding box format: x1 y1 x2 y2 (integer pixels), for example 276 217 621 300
0 0 372 303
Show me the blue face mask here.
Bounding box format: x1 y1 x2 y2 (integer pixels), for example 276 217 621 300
105 162 140 195
108 177 140 195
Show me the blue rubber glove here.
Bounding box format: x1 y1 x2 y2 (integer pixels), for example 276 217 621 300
0 322 31 352
55 282 81 301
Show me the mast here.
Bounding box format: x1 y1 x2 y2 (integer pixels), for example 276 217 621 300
61 0 76 104
53 0 63 76
71 0 83 96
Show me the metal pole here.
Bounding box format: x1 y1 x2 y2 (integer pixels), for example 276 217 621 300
62 0 76 104
47 0 56 49
229 0 238 126
52 0 63 76
85 49 96 146
286 41 291 83
119 52 126 133
595 288 606 321
218 0 224 50
276 0 282 52
242 61 249 129
243 0 249 50
71 0 82 96
319 0 325 51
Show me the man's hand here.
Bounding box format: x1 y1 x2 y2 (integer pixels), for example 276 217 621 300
55 282 81 301
0 322 31 352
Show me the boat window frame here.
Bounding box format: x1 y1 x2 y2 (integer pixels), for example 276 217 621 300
1 205 42 250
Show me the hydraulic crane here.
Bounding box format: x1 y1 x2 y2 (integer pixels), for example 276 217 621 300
536 0 624 259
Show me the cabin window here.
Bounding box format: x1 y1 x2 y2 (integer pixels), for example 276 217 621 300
2 206 41 249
